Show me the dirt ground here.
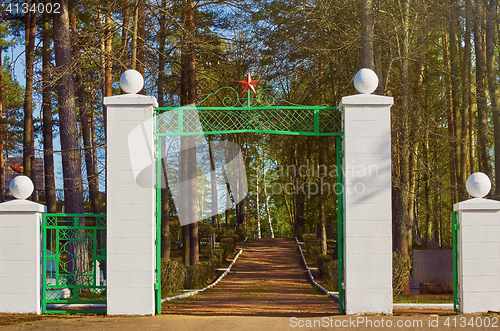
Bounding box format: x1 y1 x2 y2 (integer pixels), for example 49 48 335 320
1 238 498 330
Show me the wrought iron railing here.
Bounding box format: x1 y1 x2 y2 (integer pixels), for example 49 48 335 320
41 213 106 314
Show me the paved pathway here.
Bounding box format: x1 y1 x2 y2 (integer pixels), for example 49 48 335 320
162 238 338 317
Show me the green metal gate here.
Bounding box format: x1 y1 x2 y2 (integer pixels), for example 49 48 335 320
41 213 107 314
154 85 345 314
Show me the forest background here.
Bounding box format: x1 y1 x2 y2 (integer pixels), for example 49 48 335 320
0 0 499 266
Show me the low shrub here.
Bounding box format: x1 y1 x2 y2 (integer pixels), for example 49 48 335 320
163 229 239 296
315 254 338 291
184 264 209 289
219 235 238 260
209 248 225 267
393 251 411 296
161 259 185 297
303 233 322 259
235 223 247 240
221 229 235 237
184 248 227 289
303 233 338 291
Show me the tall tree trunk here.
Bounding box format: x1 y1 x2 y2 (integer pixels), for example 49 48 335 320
23 7 36 199
473 0 492 179
486 0 500 198
102 1 112 214
158 0 170 260
256 168 261 239
161 155 171 261
104 0 112 126
294 140 306 238
179 4 189 265
70 3 100 214
137 0 145 78
359 0 374 70
263 179 274 238
235 142 248 228
466 0 475 174
295 189 305 238
398 0 412 257
131 0 139 70
457 30 468 200
208 136 219 248
409 37 425 245
158 0 166 106
0 47 4 202
3 81 8 163
443 33 458 203
461 0 473 198
318 151 327 255
54 0 87 286
448 0 464 201
42 17 57 213
53 0 85 214
318 60 325 103
90 82 98 180
121 0 131 70
423 128 432 247
432 149 442 245
178 0 198 265
185 0 198 266
181 219 190 266
161 186 171 260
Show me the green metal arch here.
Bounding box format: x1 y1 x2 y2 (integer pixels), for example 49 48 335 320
154 90 344 314
154 106 343 136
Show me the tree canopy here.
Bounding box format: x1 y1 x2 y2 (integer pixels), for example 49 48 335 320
1 0 499 262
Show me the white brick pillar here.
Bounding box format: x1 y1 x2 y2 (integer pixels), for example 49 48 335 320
0 199 46 314
341 75 393 314
453 175 500 313
104 71 158 315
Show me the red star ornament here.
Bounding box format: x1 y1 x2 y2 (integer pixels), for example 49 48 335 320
238 73 260 95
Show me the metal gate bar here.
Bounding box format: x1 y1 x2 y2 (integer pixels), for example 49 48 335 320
41 213 107 314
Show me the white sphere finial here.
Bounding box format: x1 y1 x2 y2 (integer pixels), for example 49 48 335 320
119 70 144 94
466 172 491 198
9 175 34 200
354 68 379 94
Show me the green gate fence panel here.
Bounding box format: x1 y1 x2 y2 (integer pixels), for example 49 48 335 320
41 214 107 314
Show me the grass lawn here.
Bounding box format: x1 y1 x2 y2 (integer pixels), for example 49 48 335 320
394 293 453 304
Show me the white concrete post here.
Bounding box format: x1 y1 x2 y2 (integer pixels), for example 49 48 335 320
453 173 500 313
0 176 45 314
341 69 393 314
104 70 158 315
